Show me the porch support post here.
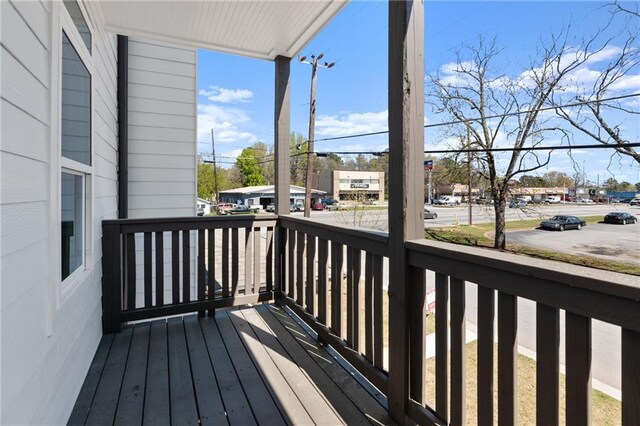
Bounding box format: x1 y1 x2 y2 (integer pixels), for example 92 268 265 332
387 0 425 422
274 56 291 297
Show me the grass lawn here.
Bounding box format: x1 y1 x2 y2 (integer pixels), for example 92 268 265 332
425 216 640 276
423 340 621 425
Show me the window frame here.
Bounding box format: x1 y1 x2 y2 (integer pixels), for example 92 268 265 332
53 1 95 302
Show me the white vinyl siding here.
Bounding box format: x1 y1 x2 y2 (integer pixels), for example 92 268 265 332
0 0 118 424
127 37 197 219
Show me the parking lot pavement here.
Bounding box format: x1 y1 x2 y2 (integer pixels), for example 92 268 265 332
507 221 640 265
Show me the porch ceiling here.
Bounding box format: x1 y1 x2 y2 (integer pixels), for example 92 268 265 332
99 1 347 60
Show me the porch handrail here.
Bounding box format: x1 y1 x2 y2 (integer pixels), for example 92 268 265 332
404 238 640 425
101 215 278 333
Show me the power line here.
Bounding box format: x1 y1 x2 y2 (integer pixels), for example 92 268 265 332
311 92 640 143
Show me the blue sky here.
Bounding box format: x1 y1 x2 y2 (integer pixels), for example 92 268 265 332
197 1 640 185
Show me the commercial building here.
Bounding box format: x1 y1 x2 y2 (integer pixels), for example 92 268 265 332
219 185 326 209
317 170 385 201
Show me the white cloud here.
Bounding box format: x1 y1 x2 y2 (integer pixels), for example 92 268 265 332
199 85 254 103
315 110 388 137
198 104 257 145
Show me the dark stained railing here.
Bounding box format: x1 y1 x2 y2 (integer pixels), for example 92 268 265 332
278 216 391 395
101 215 640 425
101 216 277 333
403 239 640 426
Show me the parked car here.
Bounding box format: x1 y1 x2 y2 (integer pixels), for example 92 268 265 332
539 215 586 231
229 205 250 214
544 196 562 204
312 202 325 211
290 203 302 212
604 212 637 225
576 197 593 203
265 203 275 212
216 203 235 215
509 198 528 208
434 196 459 205
630 198 640 206
196 207 205 216
423 207 437 219
320 198 338 207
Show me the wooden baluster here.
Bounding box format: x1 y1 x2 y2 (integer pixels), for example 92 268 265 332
450 277 466 425
253 227 261 294
435 272 449 423
330 242 343 336
622 329 640 425
182 230 190 303
317 238 328 324
306 235 316 315
536 303 559 426
346 247 354 347
288 229 296 300
566 312 591 426
197 229 205 316
266 227 274 292
498 292 518 426
373 254 384 370
171 231 179 304
126 233 136 310
231 228 239 297
244 227 252 294
409 266 426 403
352 249 361 352
477 286 495 425
222 228 229 298
144 232 152 308
365 252 374 362
155 231 164 306
207 228 215 315
296 231 305 306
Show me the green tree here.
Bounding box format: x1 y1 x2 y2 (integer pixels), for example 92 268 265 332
236 147 267 187
197 162 216 200
519 175 547 187
542 171 574 188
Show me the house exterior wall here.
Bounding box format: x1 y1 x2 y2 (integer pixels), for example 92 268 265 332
127 38 197 219
126 38 198 306
1 1 118 423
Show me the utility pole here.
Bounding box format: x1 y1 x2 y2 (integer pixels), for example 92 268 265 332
299 53 334 217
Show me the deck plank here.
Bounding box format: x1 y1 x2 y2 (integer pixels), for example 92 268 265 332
200 316 257 426
216 311 285 425
85 328 133 425
143 321 170 426
71 304 393 426
263 304 393 425
255 305 372 425
115 324 150 425
167 318 199 425
227 309 313 425
68 335 115 426
183 316 228 425
239 308 343 425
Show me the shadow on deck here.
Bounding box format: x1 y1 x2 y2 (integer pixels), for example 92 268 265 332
68 303 393 425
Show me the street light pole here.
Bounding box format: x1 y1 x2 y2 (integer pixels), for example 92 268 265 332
299 54 334 217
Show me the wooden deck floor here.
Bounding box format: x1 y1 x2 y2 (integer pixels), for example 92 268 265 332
68 303 393 425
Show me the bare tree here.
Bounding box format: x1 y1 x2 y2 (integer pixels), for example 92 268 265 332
552 9 640 163
428 34 598 249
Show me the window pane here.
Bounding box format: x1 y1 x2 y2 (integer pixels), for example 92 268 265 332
61 172 83 280
63 0 91 52
62 32 91 165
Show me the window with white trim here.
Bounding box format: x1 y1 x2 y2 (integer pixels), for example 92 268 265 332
60 3 92 283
